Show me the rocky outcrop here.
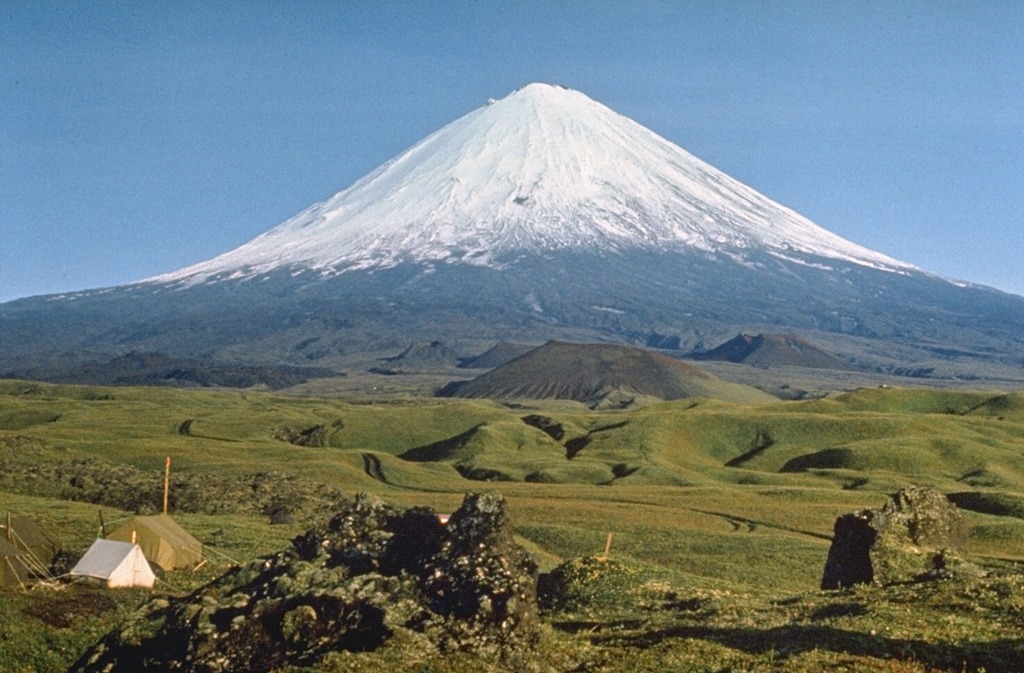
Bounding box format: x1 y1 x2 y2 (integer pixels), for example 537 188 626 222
70 491 540 672
821 486 968 590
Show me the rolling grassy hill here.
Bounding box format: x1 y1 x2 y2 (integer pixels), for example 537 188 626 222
4 379 1024 556
3 379 1024 671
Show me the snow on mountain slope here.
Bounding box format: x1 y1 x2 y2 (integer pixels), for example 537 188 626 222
151 83 913 285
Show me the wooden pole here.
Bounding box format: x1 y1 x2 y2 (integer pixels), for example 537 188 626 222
163 456 171 514
98 510 107 538
5 512 11 542
600 532 613 559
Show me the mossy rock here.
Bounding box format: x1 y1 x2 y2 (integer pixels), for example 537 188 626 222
70 491 541 673
538 556 679 616
822 485 968 589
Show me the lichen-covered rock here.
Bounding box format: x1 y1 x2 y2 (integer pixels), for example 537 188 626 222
69 491 540 672
821 485 968 590
539 556 644 615
421 491 540 655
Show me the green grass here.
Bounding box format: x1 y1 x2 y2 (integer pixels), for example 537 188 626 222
4 379 1024 671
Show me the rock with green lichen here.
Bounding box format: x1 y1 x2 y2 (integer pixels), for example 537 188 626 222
69 491 540 672
821 485 969 589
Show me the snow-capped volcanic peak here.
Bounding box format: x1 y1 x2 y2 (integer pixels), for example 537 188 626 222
153 83 912 284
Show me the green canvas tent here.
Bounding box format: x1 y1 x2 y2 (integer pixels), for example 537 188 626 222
0 537 30 589
107 514 202 571
2 514 60 567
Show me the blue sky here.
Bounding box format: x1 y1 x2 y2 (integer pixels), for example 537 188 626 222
2 1 1023 302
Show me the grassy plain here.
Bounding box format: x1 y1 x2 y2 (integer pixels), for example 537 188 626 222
2 379 1024 671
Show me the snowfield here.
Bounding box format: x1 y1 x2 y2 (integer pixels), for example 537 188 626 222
148 83 914 286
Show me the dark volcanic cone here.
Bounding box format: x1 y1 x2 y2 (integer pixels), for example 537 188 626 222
438 340 775 404
697 333 854 370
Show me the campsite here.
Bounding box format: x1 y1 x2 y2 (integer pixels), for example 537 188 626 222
1 379 1024 671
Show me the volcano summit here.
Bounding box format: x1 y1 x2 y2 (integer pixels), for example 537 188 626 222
3 83 1024 382
154 83 908 284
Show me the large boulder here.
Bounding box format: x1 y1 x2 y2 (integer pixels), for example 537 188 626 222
821 485 968 590
70 491 540 672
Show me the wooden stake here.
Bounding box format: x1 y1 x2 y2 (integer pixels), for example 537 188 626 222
600 532 613 560
5 511 11 542
163 456 171 514
98 510 107 538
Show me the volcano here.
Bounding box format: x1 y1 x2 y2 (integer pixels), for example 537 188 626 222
3 83 1024 383
151 83 909 284
438 341 777 406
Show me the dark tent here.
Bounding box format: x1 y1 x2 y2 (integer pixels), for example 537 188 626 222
0 538 30 589
1 514 60 567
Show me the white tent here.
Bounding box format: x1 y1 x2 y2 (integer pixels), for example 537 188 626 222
70 539 156 589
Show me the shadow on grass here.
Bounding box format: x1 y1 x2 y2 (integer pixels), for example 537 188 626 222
590 623 1024 671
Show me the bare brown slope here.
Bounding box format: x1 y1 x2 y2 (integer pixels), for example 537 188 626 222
697 333 853 370
438 341 776 404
